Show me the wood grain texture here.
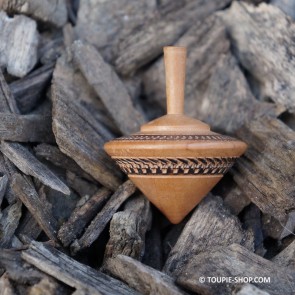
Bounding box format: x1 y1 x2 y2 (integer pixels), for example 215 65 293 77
10 63 54 114
104 194 152 261
233 116 295 220
114 0 231 76
105 255 188 295
0 174 8 207
75 0 156 62
11 174 59 241
15 210 41 242
52 52 122 190
72 41 146 135
143 15 273 132
0 11 39 77
58 188 111 247
34 144 94 182
272 240 295 269
0 113 54 143
0 249 43 284
176 244 295 295
1 142 70 195
0 0 67 27
164 194 254 276
0 201 22 248
221 1 295 112
71 180 136 254
22 241 139 295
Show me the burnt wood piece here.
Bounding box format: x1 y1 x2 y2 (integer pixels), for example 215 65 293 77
223 184 251 215
164 194 254 277
243 204 265 256
0 174 8 206
262 212 295 240
0 11 38 77
58 188 111 247
0 69 20 114
272 240 295 269
72 41 146 135
142 222 163 270
104 194 152 261
28 277 70 295
114 0 231 76
34 144 95 182
0 249 43 284
11 174 59 241
0 0 68 27
71 180 136 254
0 113 54 143
0 154 18 204
0 201 22 247
75 0 156 62
16 211 42 242
22 241 139 295
52 52 122 190
66 171 99 198
221 1 295 112
1 142 70 195
105 255 188 295
0 249 68 294
10 63 54 114
176 244 295 295
233 116 295 220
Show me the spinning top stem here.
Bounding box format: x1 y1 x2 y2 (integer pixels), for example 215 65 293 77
164 46 186 115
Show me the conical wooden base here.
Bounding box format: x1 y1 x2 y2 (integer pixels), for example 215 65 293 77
129 175 222 224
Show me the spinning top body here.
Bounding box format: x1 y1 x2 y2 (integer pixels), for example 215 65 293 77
104 47 247 224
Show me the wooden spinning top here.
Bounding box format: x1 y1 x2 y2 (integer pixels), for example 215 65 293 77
104 46 247 224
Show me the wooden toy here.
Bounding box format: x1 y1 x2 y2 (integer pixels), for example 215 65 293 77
104 46 247 224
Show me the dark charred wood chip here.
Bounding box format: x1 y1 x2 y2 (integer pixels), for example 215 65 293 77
0 0 68 27
11 174 59 241
105 255 188 295
22 241 139 295
1 142 70 195
72 41 146 135
34 144 95 182
0 113 54 143
176 244 295 295
58 188 111 247
52 53 122 190
10 63 54 114
0 201 22 248
164 194 254 277
71 180 136 254
104 194 152 262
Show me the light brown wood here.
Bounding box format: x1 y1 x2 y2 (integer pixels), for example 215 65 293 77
104 46 247 224
164 47 186 115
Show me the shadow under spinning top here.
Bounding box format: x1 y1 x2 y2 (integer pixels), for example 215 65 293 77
104 46 247 224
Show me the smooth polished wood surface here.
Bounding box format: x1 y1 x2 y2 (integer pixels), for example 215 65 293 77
164 47 186 115
104 46 247 224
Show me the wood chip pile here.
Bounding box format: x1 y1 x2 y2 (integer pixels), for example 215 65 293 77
0 0 295 294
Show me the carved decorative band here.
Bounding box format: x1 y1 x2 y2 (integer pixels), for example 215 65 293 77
113 134 235 141
113 157 237 175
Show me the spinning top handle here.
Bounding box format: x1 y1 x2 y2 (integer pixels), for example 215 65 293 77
164 46 186 115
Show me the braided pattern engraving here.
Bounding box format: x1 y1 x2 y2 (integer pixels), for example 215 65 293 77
113 157 236 175
113 134 235 141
